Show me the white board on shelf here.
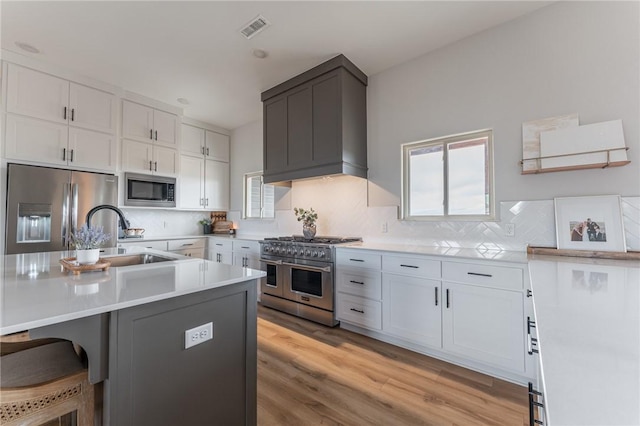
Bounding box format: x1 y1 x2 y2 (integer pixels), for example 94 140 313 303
522 113 579 171
539 119 627 169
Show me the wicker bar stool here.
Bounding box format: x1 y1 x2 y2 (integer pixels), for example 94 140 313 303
0 332 94 426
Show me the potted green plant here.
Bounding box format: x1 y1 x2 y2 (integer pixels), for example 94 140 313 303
294 207 318 239
199 218 213 235
71 224 111 265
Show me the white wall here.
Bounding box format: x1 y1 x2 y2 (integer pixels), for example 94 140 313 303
367 1 639 206
228 1 640 251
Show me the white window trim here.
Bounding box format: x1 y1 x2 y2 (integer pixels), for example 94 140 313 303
401 129 496 221
242 171 275 220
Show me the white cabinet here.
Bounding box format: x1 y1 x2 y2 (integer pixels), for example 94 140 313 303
232 240 260 268
117 240 167 251
209 238 233 265
122 139 178 176
382 273 442 348
335 249 383 330
122 100 178 147
179 124 230 210
5 63 117 172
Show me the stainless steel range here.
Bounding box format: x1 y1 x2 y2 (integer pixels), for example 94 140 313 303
259 236 362 327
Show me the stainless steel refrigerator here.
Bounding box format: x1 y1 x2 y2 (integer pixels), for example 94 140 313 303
5 164 118 255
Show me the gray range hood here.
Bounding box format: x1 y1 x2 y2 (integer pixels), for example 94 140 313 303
261 54 368 184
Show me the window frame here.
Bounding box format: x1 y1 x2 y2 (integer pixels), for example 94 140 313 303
401 129 495 221
242 171 275 220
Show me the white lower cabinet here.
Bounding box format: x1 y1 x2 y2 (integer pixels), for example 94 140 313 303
382 273 442 348
442 282 525 373
335 247 531 383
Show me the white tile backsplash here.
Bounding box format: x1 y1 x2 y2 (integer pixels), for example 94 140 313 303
124 175 639 252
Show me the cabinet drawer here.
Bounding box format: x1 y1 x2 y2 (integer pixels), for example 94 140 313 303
167 238 205 251
118 240 167 251
442 261 523 291
383 255 441 279
336 268 382 300
232 240 259 253
209 238 232 251
170 247 205 259
336 250 381 270
337 294 382 330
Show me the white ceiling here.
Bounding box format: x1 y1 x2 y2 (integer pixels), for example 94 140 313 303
1 1 551 131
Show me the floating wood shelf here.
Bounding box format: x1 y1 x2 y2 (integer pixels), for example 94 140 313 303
527 246 640 260
520 147 630 175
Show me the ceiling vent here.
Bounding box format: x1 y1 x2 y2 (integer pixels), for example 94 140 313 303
240 15 270 39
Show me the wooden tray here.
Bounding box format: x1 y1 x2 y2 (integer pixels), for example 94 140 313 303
60 257 111 275
527 246 640 260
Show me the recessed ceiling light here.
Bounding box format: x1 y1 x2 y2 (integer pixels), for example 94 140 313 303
253 49 268 59
177 98 190 105
15 41 40 54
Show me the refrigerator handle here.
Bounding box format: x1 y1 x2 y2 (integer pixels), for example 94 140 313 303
62 183 70 248
71 183 79 233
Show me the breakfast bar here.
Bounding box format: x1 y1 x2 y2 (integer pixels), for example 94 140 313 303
0 247 265 425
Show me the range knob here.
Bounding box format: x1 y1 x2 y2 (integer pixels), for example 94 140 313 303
305 250 311 256
287 248 292 255
312 251 318 257
319 251 326 258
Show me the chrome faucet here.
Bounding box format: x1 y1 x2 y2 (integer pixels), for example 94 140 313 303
86 204 130 231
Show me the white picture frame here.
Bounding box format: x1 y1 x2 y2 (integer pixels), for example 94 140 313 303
554 195 626 252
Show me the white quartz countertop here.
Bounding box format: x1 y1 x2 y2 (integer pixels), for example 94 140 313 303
0 247 265 335
528 255 640 426
118 234 267 243
338 242 529 263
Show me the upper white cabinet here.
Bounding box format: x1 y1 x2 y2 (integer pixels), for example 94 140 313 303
122 100 178 147
178 123 230 210
181 124 230 162
5 63 117 172
122 139 178 176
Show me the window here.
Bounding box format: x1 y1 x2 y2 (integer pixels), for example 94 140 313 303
243 172 275 219
402 129 494 220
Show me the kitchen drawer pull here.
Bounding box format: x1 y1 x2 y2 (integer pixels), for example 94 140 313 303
400 264 419 269
435 287 438 306
215 243 223 246
349 258 365 262
446 288 450 308
206 147 210 156
201 146 205 155
349 280 365 285
155 130 158 140
149 160 153 171
62 148 67 161
528 382 545 426
467 272 493 278
154 161 158 172
71 108 75 121
69 149 74 162
241 246 250 249
150 129 153 139
181 243 194 247
64 106 67 120
350 308 365 314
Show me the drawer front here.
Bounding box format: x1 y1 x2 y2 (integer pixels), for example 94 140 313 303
232 240 260 253
167 238 205 251
170 247 205 259
442 261 523 291
209 238 232 252
336 250 381 270
337 294 382 330
383 255 441 279
119 240 167 251
336 268 382 300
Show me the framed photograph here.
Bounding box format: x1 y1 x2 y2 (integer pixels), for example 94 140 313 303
554 195 626 252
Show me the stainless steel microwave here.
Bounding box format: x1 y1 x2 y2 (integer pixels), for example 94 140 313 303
124 173 176 207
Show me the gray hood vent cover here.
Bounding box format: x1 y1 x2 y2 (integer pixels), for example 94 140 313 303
240 15 270 39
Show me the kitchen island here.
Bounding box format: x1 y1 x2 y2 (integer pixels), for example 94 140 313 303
0 247 265 425
529 255 639 425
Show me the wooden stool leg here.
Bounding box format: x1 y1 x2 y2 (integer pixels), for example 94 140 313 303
77 376 95 426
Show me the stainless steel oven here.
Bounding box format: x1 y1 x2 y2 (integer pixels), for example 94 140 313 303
259 236 361 327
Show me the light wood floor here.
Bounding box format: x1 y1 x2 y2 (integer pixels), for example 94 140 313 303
257 305 529 426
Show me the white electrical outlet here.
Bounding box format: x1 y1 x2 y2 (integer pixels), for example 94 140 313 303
505 223 516 237
184 322 213 349
381 222 388 233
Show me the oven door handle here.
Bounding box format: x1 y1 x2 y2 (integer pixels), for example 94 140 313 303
260 259 283 266
282 262 331 273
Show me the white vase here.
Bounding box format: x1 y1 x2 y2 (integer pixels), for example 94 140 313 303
76 248 100 265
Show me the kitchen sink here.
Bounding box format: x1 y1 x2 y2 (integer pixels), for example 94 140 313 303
104 253 176 267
